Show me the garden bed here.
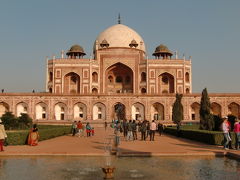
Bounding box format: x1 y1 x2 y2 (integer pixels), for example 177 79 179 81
6 125 71 145
164 125 236 146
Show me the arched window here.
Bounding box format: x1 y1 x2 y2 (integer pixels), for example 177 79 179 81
125 76 131 84
141 88 146 93
185 72 190 83
186 88 190 94
162 76 168 84
141 72 146 82
116 76 122 83
108 76 113 83
92 72 98 83
92 88 98 94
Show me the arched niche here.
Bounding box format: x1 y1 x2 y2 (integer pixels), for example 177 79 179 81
93 103 106 120
132 103 145 121
54 102 67 120
73 102 87 120
151 102 164 120
36 102 47 120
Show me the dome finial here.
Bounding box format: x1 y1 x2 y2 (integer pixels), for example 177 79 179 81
118 13 121 24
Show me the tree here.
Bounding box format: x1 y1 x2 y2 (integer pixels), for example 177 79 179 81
18 113 33 129
1 111 18 130
172 93 183 133
1 112 32 130
199 88 214 130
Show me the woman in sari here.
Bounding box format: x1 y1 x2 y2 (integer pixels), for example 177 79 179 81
28 124 40 146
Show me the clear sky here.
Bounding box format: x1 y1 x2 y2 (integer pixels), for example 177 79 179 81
0 0 239 93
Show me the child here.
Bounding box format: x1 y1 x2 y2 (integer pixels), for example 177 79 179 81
91 127 95 136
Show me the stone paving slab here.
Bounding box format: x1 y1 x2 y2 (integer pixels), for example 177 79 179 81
0 127 239 160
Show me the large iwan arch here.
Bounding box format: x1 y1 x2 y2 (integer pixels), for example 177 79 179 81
105 63 133 93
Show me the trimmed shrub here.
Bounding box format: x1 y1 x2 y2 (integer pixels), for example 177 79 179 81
6 125 71 145
164 127 236 146
1 112 33 130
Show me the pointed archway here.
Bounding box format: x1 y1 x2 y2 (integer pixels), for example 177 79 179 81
105 63 133 93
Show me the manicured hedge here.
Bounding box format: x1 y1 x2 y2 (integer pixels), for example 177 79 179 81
6 125 72 145
164 127 236 146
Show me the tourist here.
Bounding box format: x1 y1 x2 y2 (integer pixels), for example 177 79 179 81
226 117 233 149
86 122 92 137
123 120 128 138
158 123 164 136
132 120 137 140
104 121 108 130
150 120 157 141
126 120 133 141
77 121 83 137
140 121 147 141
71 121 77 136
221 117 231 150
0 119 7 151
146 121 150 139
114 121 121 146
28 124 40 146
91 127 95 136
233 119 240 150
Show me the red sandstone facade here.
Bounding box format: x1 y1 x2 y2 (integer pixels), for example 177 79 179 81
0 23 239 123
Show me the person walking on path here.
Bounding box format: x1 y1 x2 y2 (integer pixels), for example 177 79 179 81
104 121 108 131
86 122 92 137
132 120 137 140
146 121 150 139
150 120 157 141
140 121 147 141
77 121 83 137
0 119 7 151
158 123 164 136
233 119 240 150
126 120 133 141
123 120 128 138
114 121 121 147
221 117 231 150
72 121 77 136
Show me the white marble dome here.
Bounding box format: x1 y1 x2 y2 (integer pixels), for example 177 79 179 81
94 24 146 52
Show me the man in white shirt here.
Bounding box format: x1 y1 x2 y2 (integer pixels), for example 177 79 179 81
150 120 157 141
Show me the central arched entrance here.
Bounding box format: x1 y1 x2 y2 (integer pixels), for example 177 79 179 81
112 103 126 121
64 72 80 94
158 72 174 94
105 63 133 93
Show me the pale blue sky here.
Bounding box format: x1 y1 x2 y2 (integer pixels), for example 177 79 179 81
0 0 239 93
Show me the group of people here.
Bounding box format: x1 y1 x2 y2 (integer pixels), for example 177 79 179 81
111 119 164 144
71 121 94 137
221 116 240 150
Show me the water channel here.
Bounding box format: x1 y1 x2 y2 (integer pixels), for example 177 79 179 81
0 156 239 180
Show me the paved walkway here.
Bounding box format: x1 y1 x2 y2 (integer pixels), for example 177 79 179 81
1 127 240 159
